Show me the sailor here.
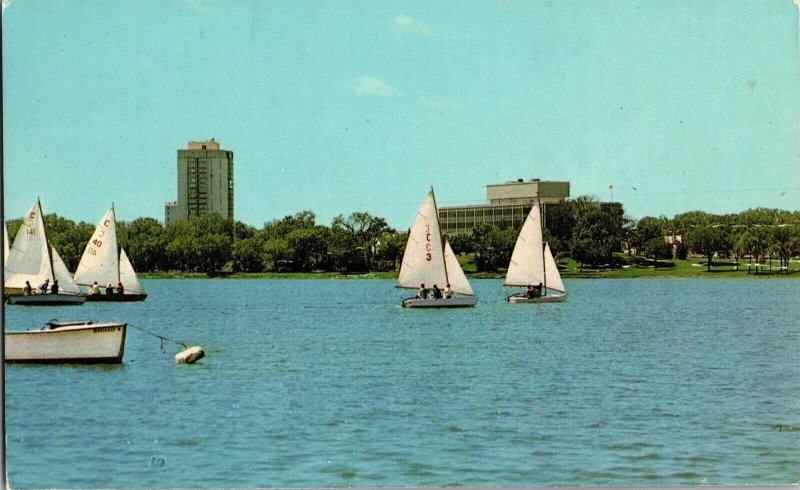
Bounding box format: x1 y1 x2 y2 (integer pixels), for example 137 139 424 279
24 281 32 295
106 283 114 295
116 282 125 295
50 279 59 295
443 283 453 299
417 283 428 300
432 284 443 299
39 278 49 294
89 282 100 295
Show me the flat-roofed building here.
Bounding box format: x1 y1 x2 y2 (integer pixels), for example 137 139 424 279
165 138 234 226
439 178 570 236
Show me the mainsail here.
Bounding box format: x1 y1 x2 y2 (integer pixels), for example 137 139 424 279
3 221 9 265
397 190 448 290
504 201 545 288
74 207 147 296
74 208 119 288
4 202 53 289
503 201 566 294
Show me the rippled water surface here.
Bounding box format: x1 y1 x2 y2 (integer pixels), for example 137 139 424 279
5 278 800 488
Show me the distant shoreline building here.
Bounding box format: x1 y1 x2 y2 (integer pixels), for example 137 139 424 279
439 178 570 236
165 139 234 226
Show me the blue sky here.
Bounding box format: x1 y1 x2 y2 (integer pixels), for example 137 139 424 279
3 0 799 229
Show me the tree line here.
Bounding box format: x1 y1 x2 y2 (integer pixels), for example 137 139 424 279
6 199 799 274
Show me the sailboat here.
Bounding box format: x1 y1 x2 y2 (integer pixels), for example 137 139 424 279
74 206 147 302
4 221 9 265
398 188 477 308
4 200 86 305
504 200 567 303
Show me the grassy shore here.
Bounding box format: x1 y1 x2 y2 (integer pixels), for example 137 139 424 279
140 254 799 280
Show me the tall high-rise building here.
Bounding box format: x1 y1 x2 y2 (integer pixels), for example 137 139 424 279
165 138 234 226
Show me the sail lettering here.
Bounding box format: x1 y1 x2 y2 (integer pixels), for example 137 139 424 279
92 239 103 248
87 247 97 256
424 224 431 260
26 228 35 236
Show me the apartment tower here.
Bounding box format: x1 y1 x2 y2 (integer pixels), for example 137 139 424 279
165 138 234 226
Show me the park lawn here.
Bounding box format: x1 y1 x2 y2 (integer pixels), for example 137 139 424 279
140 254 797 280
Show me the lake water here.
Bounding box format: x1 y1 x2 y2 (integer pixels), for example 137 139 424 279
4 278 800 488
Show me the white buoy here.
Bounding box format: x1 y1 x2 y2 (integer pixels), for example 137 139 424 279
175 346 205 364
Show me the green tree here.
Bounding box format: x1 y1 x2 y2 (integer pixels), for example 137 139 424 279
471 223 515 272
570 207 618 267
686 226 726 271
41 214 94 271
331 212 394 271
231 236 265 273
125 218 166 272
375 230 407 272
164 214 232 272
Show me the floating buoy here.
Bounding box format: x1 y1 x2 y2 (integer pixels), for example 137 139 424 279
175 346 205 364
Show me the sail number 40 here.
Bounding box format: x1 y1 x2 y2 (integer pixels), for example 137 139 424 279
86 239 103 256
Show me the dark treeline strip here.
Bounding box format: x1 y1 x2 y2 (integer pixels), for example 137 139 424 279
6 199 800 274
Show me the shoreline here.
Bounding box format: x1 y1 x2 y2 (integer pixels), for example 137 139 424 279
139 267 799 281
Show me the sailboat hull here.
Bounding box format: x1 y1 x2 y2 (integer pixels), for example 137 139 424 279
402 296 477 308
7 293 86 306
507 292 567 303
85 293 148 302
5 321 126 363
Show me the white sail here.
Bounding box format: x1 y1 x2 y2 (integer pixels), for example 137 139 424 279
398 190 448 290
51 247 83 295
74 208 119 288
504 202 545 287
543 243 565 293
119 248 145 294
4 202 53 289
443 240 474 296
3 221 9 265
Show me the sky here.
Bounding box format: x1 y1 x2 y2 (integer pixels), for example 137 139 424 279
3 0 799 230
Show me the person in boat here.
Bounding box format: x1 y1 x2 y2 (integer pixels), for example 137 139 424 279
89 282 100 295
443 283 453 299
432 284 442 299
39 278 49 294
417 284 428 300
536 282 543 297
106 283 114 295
116 282 125 295
526 285 535 298
50 279 59 295
24 281 32 295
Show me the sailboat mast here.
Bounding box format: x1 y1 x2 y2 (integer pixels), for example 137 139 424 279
430 187 449 283
112 203 121 285
538 198 547 292
37 197 56 281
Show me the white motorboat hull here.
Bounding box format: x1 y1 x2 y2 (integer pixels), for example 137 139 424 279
5 321 126 364
7 293 86 306
507 292 567 303
402 296 477 308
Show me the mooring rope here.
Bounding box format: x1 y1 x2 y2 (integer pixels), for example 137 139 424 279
127 323 187 351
